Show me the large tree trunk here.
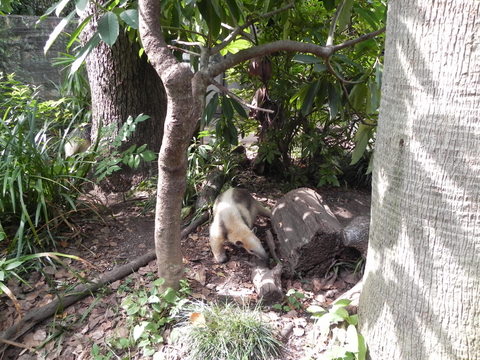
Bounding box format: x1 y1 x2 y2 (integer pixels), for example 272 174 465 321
358 1 480 359
82 3 166 191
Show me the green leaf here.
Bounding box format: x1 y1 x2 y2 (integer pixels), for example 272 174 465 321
140 150 157 162
350 124 373 165
75 0 88 13
346 324 359 352
301 79 322 116
203 93 219 125
354 6 379 29
349 83 368 111
70 33 101 76
222 97 234 120
55 0 71 17
98 12 120 47
120 9 139 29
337 0 354 33
348 314 358 326
197 0 221 39
133 322 147 341
367 79 380 114
230 97 248 118
225 0 241 23
333 299 352 308
332 306 349 321
66 15 92 51
328 82 341 120
162 288 177 303
322 0 335 11
153 278 166 287
126 303 141 315
44 10 76 54
357 332 367 360
5 260 23 270
306 305 326 314
220 39 251 56
313 63 327 73
292 54 321 64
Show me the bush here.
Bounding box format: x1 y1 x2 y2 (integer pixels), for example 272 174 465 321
170 302 283 360
0 73 91 256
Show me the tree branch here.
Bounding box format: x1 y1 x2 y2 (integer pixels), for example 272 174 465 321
167 45 201 58
207 40 332 78
332 27 386 52
211 3 295 55
207 27 385 79
139 0 181 77
211 79 275 114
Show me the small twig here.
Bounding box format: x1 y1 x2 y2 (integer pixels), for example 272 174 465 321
326 0 347 46
171 39 203 47
167 45 201 57
210 79 275 114
221 23 254 42
332 27 386 52
0 337 35 352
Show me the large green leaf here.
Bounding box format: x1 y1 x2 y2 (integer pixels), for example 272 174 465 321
98 12 120 47
328 82 342 120
225 0 242 23
337 0 354 33
229 97 248 119
351 124 373 165
301 79 322 116
70 33 101 76
55 0 71 17
354 5 380 29
197 0 221 39
322 0 335 11
66 14 92 51
120 9 139 29
75 0 88 13
349 83 368 112
44 10 76 54
292 54 322 64
220 39 251 55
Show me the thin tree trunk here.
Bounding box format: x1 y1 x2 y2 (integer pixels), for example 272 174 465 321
139 0 207 289
359 1 480 359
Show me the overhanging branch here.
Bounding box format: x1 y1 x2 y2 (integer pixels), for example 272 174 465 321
206 27 385 79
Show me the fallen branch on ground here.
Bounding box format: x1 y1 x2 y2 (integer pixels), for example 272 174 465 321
0 209 211 352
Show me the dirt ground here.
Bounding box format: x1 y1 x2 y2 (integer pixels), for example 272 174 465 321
0 174 371 360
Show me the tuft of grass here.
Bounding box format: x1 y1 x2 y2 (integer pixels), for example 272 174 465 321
171 302 283 360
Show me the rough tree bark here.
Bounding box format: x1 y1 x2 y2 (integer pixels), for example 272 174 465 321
138 0 384 290
358 1 480 359
82 3 166 191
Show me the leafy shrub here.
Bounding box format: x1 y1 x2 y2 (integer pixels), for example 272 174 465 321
305 299 367 360
95 278 191 358
0 74 91 256
170 302 283 360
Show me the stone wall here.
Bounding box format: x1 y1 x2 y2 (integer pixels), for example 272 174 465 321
0 15 69 99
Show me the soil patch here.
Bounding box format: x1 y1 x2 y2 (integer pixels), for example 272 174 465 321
1 181 370 360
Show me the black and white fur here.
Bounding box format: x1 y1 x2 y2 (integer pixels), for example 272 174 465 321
209 188 271 263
